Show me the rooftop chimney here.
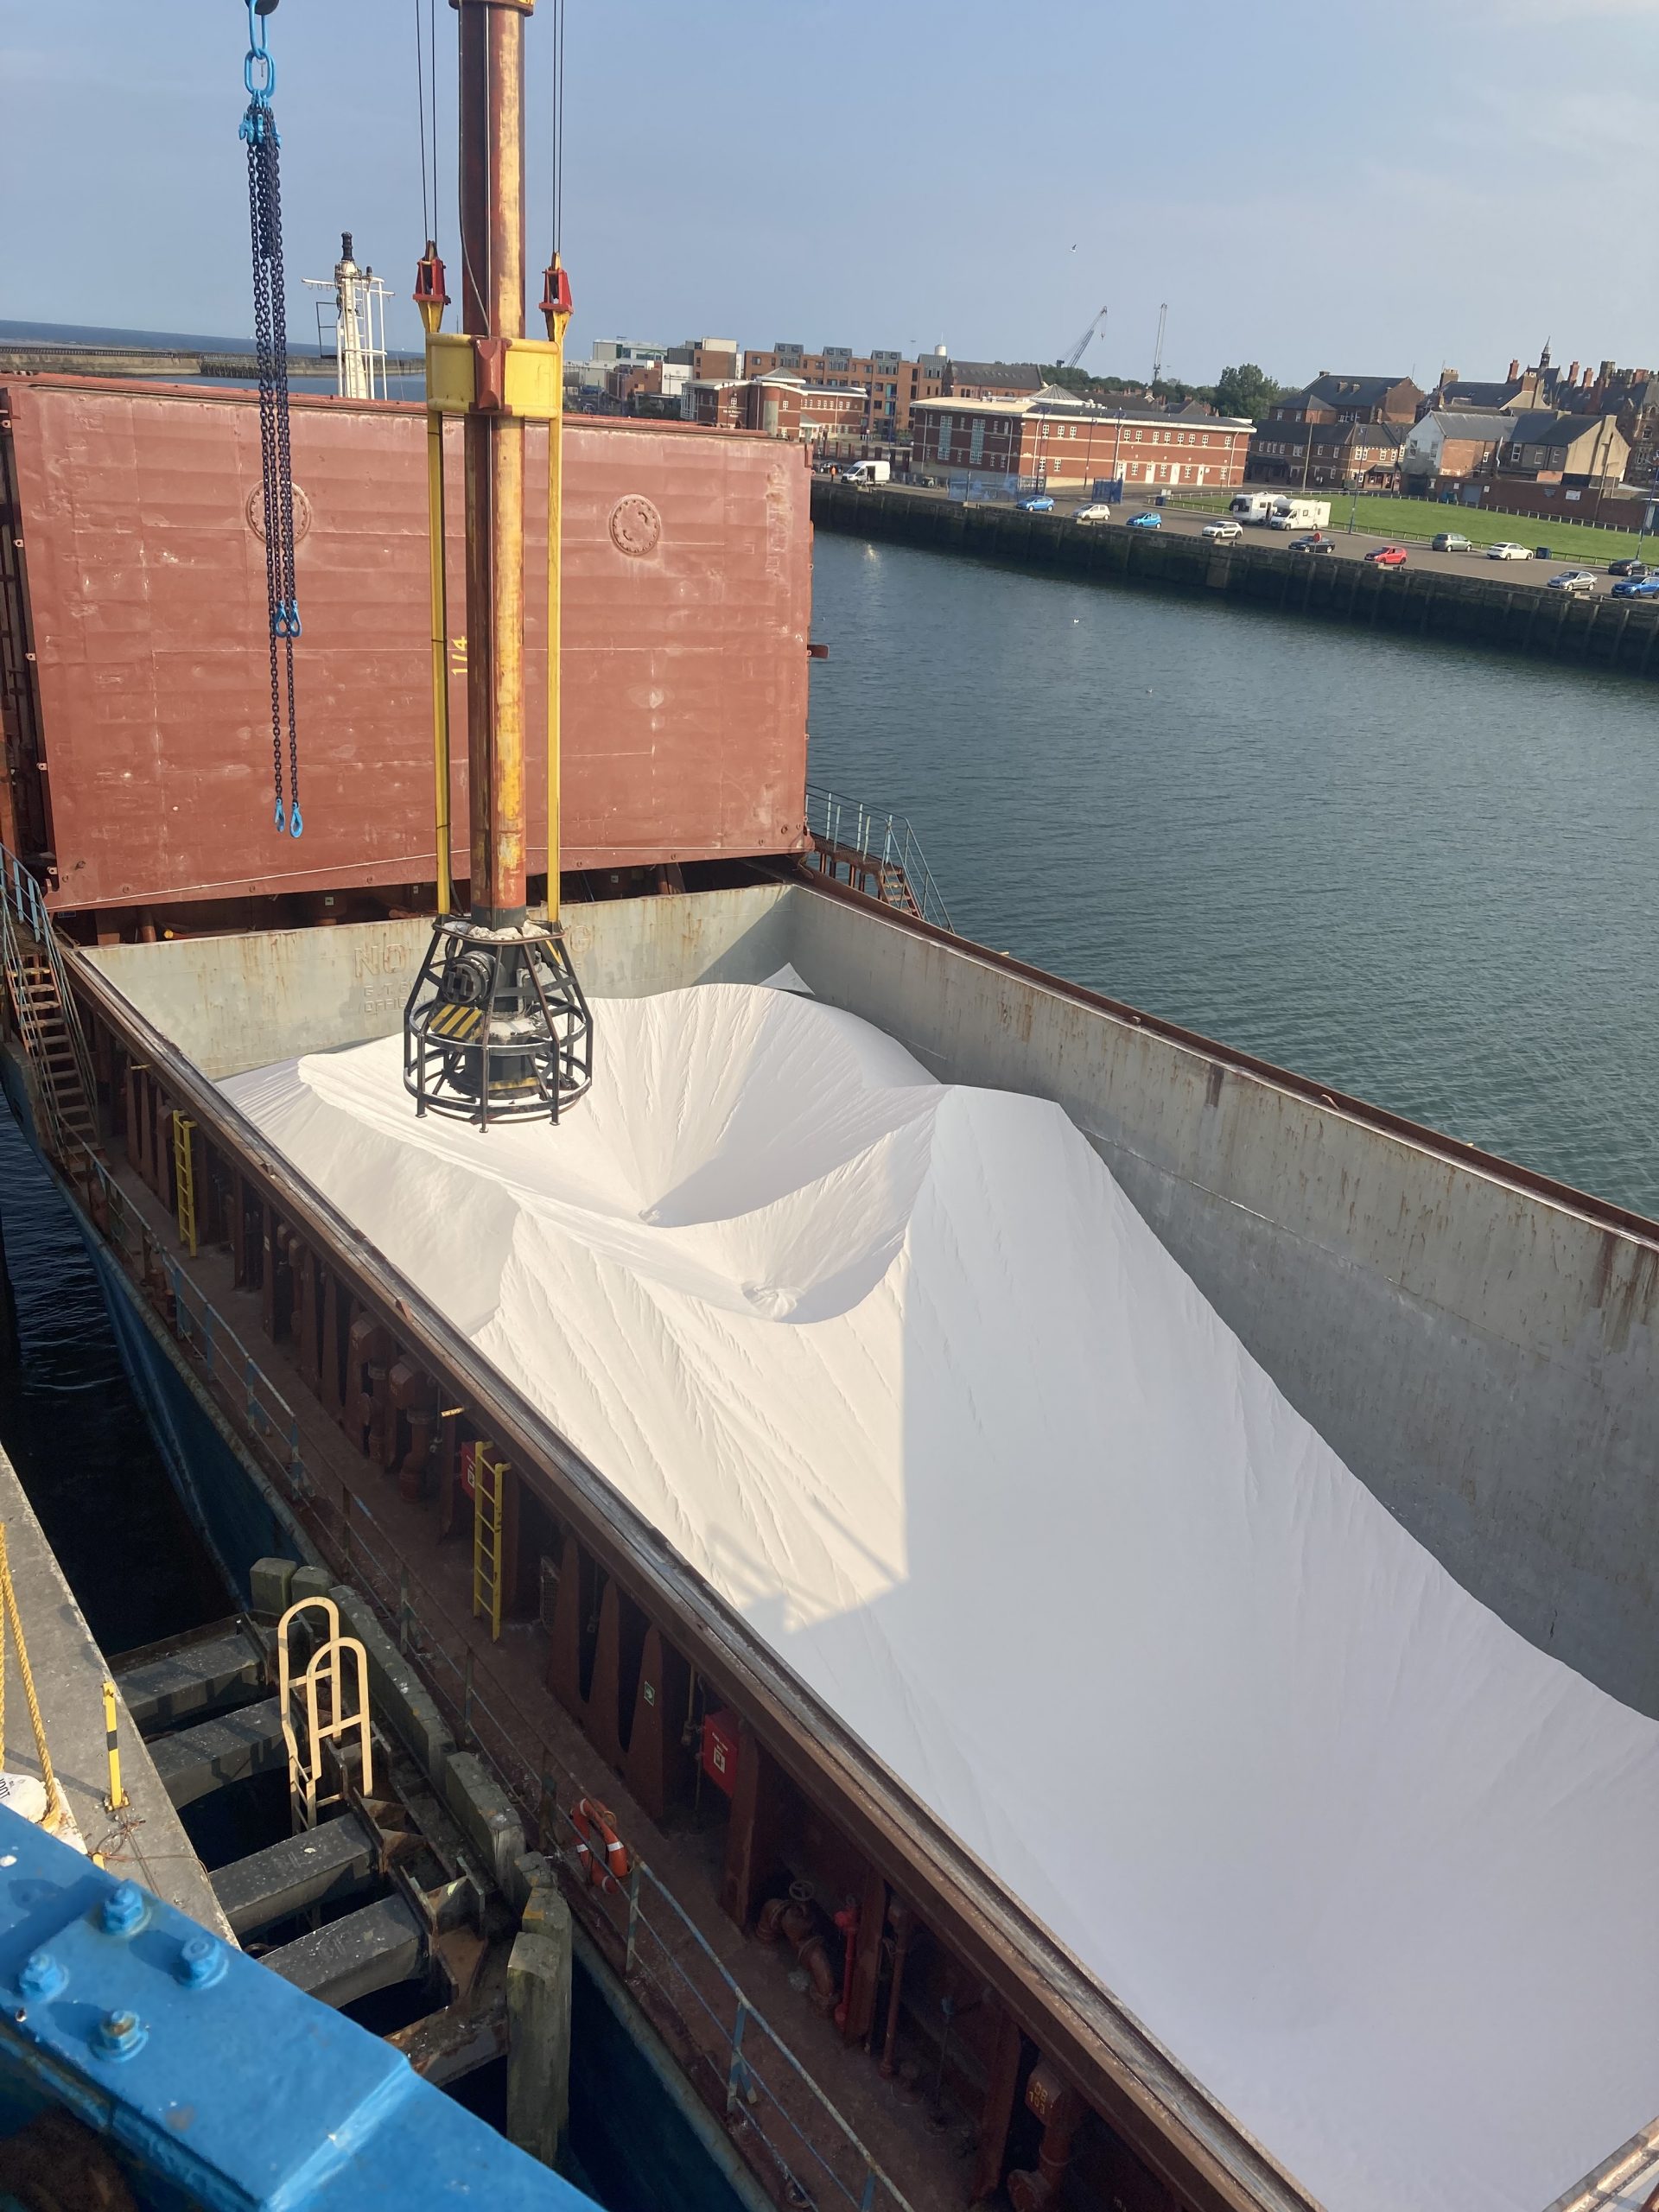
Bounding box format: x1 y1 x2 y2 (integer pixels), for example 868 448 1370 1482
1508 359 1520 380
1567 360 1580 384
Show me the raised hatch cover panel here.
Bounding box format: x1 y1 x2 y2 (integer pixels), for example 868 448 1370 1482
1 378 811 912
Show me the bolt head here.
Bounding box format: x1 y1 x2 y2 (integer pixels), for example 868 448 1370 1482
94 2009 146 2061
176 1936 226 1990
101 1881 145 1936
18 1950 64 2000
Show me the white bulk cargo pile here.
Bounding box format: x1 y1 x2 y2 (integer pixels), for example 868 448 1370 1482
225 984 1659 2212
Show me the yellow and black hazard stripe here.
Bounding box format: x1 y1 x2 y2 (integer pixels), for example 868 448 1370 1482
427 1001 484 1042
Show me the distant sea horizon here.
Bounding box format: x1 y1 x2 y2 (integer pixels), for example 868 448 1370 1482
0 317 423 400
0 316 309 355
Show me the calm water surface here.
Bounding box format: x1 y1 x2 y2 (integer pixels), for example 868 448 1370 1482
0 1112 226 1652
805 532 1659 1216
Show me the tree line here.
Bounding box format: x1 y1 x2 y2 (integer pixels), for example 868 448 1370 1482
1043 362 1283 423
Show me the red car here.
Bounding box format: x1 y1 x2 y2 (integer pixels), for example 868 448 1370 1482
1366 543 1408 569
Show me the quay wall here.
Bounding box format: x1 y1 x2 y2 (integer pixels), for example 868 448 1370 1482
811 480 1659 678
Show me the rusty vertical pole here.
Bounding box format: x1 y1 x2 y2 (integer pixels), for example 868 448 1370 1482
457 0 531 932
404 0 591 1125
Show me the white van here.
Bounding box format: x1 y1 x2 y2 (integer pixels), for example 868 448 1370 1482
841 460 891 486
1229 493 1287 524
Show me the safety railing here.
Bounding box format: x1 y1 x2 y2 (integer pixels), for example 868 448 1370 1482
35 1128 919 2212
804 785 954 936
0 846 99 1144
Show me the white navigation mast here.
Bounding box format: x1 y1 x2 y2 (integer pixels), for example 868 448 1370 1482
304 232 391 400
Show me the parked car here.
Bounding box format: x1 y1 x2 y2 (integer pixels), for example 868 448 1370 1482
1431 531 1472 553
1486 542 1533 561
1017 494 1056 513
1289 535 1337 555
1126 511 1162 530
1608 558 1650 579
1611 574 1659 598
1202 519 1242 543
1366 544 1408 569
1073 503 1115 524
1548 570 1598 596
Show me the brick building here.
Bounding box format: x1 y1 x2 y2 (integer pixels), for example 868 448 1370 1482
737 346 1042 440
690 374 867 442
1250 418 1408 491
1399 411 1516 494
666 337 742 383
741 344 948 438
1498 410 1629 487
1265 372 1425 429
911 386 1255 491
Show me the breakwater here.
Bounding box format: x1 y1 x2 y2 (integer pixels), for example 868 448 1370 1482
811 481 1659 679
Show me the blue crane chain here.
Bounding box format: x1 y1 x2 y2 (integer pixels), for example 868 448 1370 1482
239 3 302 837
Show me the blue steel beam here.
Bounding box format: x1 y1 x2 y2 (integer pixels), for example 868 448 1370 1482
0 1805 592 2211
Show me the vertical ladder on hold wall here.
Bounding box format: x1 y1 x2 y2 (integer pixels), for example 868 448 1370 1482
172 1113 199 1255
472 1448 505 1643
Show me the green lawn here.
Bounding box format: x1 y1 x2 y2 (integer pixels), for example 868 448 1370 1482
1165 486 1655 566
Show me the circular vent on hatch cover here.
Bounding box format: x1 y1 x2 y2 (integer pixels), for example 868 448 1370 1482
608 495 662 558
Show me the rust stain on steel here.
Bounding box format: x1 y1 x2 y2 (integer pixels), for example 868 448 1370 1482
1 378 813 912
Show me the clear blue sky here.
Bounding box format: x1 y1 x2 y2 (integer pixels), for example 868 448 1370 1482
2 0 1654 388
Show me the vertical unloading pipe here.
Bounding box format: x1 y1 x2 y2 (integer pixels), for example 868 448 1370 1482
428 414 452 912
415 245 453 916
402 0 592 1126
540 255 570 924
458 0 529 933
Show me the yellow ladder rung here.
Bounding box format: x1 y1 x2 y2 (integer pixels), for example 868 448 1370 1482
172 1112 198 1256
472 1447 506 1643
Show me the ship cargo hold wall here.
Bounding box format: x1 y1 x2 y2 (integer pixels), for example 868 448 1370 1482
61 882 1659 2212
79 880 1659 1730
0 378 812 914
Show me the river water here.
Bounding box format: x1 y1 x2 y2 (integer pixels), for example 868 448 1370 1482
805 530 1659 1218
0 1111 226 1653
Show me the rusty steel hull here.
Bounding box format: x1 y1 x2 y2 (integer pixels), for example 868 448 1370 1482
0 378 812 914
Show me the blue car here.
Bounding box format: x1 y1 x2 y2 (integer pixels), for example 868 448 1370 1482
1611 574 1659 598
1126 510 1162 530
1017 494 1055 512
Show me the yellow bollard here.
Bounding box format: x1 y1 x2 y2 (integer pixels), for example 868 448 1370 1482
101 1678 128 1813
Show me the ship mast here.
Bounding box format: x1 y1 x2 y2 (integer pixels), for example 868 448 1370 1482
402 0 592 1128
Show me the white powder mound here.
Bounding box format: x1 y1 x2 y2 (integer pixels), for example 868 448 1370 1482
224 984 1659 2212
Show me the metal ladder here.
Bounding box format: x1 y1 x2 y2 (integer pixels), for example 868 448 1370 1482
172 1113 199 1255
0 843 99 1161
472 1447 505 1643
875 861 923 918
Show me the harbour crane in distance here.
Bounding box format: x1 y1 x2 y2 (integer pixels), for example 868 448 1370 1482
1061 305 1109 372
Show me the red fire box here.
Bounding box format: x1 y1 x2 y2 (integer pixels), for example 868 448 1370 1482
702 1708 741 1798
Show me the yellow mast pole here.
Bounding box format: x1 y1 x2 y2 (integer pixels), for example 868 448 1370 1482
415 244 453 915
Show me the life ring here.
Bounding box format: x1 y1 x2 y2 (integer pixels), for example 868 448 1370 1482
569 1797 630 1891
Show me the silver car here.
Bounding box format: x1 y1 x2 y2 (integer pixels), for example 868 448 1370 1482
1547 569 1598 596
1202 519 1243 543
